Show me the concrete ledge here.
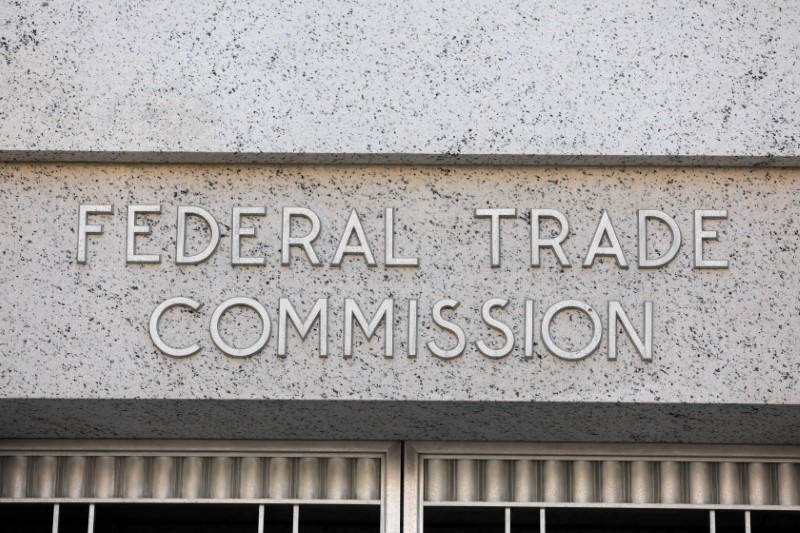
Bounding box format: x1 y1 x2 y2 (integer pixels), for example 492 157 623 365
2 400 798 444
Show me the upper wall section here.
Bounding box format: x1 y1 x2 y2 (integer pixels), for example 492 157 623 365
1 1 798 165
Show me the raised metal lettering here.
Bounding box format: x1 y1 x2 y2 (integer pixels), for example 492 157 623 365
149 297 202 357
176 206 220 264
127 205 161 264
476 298 514 358
427 299 466 359
232 206 266 266
77 204 113 264
210 297 271 358
475 208 516 268
541 300 602 360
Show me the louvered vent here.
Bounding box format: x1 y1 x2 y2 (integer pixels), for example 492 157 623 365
0 455 381 502
424 459 800 506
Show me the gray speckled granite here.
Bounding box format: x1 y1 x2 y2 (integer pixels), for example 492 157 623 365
1 163 799 441
1 2 798 162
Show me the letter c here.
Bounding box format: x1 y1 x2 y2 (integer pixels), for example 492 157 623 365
149 297 203 357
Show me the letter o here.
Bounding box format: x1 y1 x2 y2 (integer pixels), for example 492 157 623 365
210 297 271 358
149 297 203 358
541 300 602 360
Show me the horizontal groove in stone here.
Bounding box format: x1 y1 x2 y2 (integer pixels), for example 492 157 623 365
1 151 799 167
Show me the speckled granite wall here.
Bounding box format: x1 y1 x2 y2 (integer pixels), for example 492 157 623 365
0 164 798 441
1 2 798 164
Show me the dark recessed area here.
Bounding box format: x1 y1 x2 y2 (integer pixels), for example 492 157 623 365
0 503 380 533
0 503 56 533
2 503 798 532
423 506 800 533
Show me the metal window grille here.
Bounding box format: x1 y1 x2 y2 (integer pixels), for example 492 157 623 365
404 442 800 533
3 441 800 532
0 440 400 533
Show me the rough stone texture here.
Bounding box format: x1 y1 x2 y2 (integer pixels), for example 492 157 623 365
1 163 799 445
1 2 798 163
2 400 799 443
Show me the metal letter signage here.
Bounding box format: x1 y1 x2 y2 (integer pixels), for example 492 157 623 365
73 202 730 361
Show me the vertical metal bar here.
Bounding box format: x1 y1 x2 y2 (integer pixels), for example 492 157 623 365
123 456 145 499
630 461 653 504
297 458 320 500
386 442 403 533
3 456 28 498
152 457 175 499
777 463 800 505
659 461 682 504
63 456 87 498
425 459 449 502
540 508 546 533
240 457 262 499
210 456 233 499
601 461 624 503
504 507 511 533
180 457 204 499
36 457 58 498
404 443 422 533
513 460 536 502
543 461 566 502
718 462 741 505
93 456 116 498
455 459 479 502
257 504 264 533
51 504 60 533
325 457 349 500
485 460 509 502
744 510 751 533
87 504 95 533
708 510 715 533
571 460 593 503
268 457 292 499
292 504 299 533
356 458 381 501
690 462 712 505
748 462 770 505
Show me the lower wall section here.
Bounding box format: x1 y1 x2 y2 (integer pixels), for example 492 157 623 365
0 440 401 533
2 440 800 533
1 401 798 443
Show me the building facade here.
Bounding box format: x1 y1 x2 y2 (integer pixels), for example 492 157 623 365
1 1 799 531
